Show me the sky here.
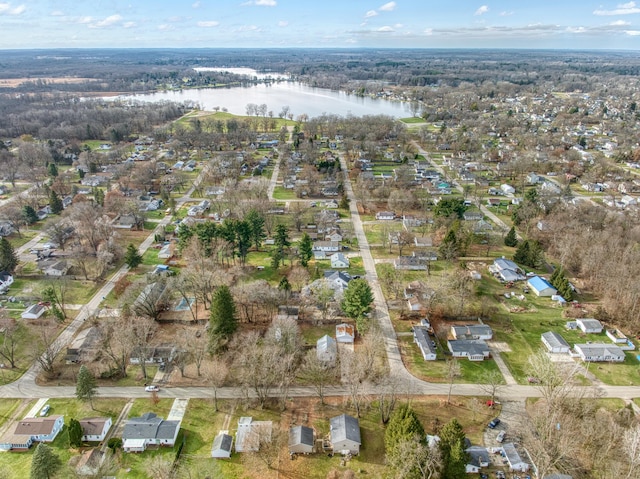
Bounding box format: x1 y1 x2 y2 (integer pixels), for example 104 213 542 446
2 1 640 50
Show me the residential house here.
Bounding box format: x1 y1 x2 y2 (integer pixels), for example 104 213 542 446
413 326 436 361
324 270 352 292
42 259 69 277
79 417 112 442
500 184 516 195
0 271 13 293
158 242 174 259
541 331 571 354
414 236 433 247
21 303 47 320
489 258 526 282
316 335 337 366
330 253 350 269
527 276 557 297
447 339 491 361
336 323 355 343
115 214 141 229
576 318 604 334
407 296 423 311
122 412 181 452
375 211 396 220
325 231 343 242
501 443 529 472
313 241 340 253
463 211 483 221
288 425 315 454
276 305 299 321
0 416 65 451
465 446 490 474
329 414 361 455
574 344 625 362
394 256 428 271
526 172 542 184
235 417 272 453
451 325 493 340
65 326 101 363
211 432 233 459
0 221 15 237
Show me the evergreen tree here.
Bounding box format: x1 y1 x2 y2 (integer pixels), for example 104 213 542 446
339 195 350 209
76 365 98 408
439 229 458 260
513 239 531 266
124 243 143 269
438 418 468 479
298 232 313 267
274 224 290 254
49 190 64 215
47 163 58 177
22 205 38 225
0 237 18 274
208 285 237 352
78 168 85 179
434 197 466 219
30 443 60 479
271 250 282 270
504 226 518 247
384 403 426 452
246 209 266 250
341 278 374 333
68 418 83 448
93 187 104 206
235 220 252 264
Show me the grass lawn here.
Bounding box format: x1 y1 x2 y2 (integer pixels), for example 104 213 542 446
587 352 640 386
400 117 427 124
272 187 297 200
0 399 22 428
128 398 174 420
44 398 128 423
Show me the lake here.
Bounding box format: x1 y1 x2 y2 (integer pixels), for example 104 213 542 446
116 78 411 119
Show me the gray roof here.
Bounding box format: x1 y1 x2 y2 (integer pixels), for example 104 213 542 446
541 331 570 349
448 339 490 356
502 442 527 466
575 343 625 359
452 324 492 339
577 318 603 330
330 414 361 445
466 446 490 467
289 425 314 447
212 433 233 453
413 326 436 355
122 413 180 441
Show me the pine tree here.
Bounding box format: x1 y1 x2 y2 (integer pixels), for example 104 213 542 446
439 229 458 260
76 365 98 409
208 285 237 352
341 278 374 333
47 163 58 177
30 443 60 479
22 205 38 225
0 237 18 274
124 243 143 269
504 226 518 247
298 232 313 267
439 418 468 479
384 403 426 452
68 418 83 448
513 240 530 266
246 209 266 250
49 190 64 215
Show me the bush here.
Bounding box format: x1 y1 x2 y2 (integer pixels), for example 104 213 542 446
107 438 122 451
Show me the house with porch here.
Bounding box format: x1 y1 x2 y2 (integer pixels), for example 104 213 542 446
0 415 65 451
413 326 436 361
122 413 181 453
447 339 491 361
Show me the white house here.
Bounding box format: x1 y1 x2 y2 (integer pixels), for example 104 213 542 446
541 331 571 354
413 326 437 361
122 413 181 453
447 339 491 361
336 323 355 343
330 253 350 269
465 446 490 474
158 243 174 259
330 414 361 455
42 260 69 277
576 318 603 334
79 417 112 442
502 443 529 472
375 211 396 220
527 276 557 297
500 184 516 195
489 258 526 282
313 241 340 253
451 324 493 340
317 335 337 365
21 303 47 320
574 344 625 362
0 272 13 293
288 425 315 455
235 417 272 453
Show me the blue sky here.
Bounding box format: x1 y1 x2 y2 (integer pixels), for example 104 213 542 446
2 1 640 49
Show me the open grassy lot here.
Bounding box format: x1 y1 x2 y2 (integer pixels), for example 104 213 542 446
272 187 297 200
0 399 23 429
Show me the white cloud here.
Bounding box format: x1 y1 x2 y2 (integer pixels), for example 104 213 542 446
77 16 93 24
475 5 489 16
424 28 433 35
198 20 219 27
123 21 136 28
89 14 123 28
50 10 64 16
594 1 640 15
192 1 201 7
365 10 378 18
0 3 25 15
158 24 175 31
566 26 586 33
246 0 277 5
499 11 513 16
625 29 640 34
379 2 396 11
378 25 394 32
611 19 631 25
236 24 260 31
278 20 288 27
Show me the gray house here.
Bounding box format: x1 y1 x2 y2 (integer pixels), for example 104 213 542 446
316 335 337 366
288 425 315 454
541 331 571 354
447 339 491 361
122 413 181 453
502 442 529 472
413 326 436 361
330 414 361 455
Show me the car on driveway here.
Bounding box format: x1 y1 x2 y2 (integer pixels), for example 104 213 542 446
496 430 506 443
39 404 51 416
145 385 159 392
488 418 501 429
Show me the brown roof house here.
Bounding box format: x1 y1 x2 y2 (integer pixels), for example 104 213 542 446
79 417 112 442
0 415 64 451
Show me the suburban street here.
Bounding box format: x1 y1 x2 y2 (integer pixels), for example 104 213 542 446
0 152 639 408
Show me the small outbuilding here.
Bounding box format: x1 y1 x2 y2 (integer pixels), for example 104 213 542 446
335 323 355 343
21 303 47 320
316 335 337 366
211 432 233 459
288 425 315 454
330 414 361 455
576 318 603 334
541 331 571 354
527 276 557 297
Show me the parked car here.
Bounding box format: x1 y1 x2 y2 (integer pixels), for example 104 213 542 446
145 385 159 392
39 404 51 416
488 418 501 429
496 430 506 443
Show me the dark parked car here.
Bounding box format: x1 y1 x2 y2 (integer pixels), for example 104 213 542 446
488 418 501 429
